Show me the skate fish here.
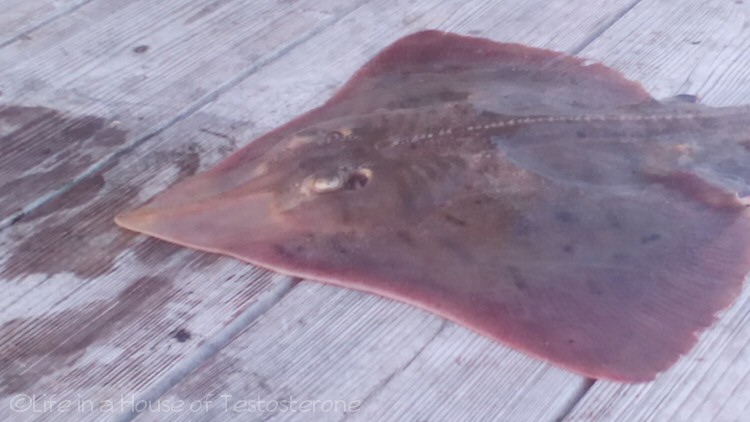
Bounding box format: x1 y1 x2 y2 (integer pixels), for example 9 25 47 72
116 30 750 382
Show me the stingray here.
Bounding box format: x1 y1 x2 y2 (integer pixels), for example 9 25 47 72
115 30 750 382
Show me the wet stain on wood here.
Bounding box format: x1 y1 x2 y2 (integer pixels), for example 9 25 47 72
134 239 185 266
2 168 139 280
0 104 128 220
0 276 172 394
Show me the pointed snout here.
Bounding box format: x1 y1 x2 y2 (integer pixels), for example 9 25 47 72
115 173 284 256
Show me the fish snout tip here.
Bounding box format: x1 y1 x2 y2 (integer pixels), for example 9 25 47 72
114 207 154 234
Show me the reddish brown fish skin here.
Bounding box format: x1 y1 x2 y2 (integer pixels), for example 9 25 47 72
116 30 750 382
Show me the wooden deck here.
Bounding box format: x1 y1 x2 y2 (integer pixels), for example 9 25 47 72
2 0 750 420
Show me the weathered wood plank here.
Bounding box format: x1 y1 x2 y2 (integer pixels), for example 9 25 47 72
0 240 294 422
562 0 750 420
0 0 94 47
149 284 583 422
0 0 360 226
580 0 750 103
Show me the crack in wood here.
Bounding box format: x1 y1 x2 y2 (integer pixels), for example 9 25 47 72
569 0 643 55
554 377 596 422
340 320 449 420
114 276 299 422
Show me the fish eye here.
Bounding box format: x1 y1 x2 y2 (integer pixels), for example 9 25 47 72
311 174 343 193
308 168 372 194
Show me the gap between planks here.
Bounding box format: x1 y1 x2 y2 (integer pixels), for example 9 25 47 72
568 0 642 55
114 276 299 422
555 378 596 422
0 0 99 49
339 321 449 422
0 0 372 232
